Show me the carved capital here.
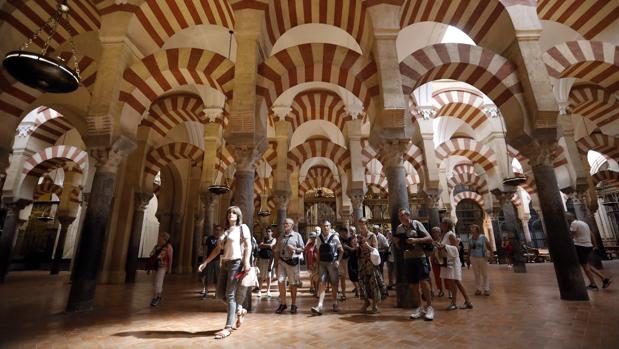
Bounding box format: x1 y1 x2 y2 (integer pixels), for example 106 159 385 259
81 192 90 206
57 215 76 227
350 194 364 210
491 188 515 207
88 136 136 173
230 144 262 172
134 191 153 211
272 105 292 122
527 142 559 168
272 191 290 209
203 107 224 123
377 140 410 168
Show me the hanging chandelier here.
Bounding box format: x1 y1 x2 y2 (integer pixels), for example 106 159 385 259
3 0 80 93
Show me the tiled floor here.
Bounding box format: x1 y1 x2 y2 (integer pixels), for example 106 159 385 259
1 262 618 348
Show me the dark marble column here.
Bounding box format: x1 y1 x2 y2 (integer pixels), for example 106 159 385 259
192 203 205 268
381 142 415 308
50 216 76 275
425 191 440 229
350 193 364 223
0 199 29 283
232 170 255 229
500 198 527 273
529 143 588 301
66 146 128 312
273 192 290 235
125 192 153 283
573 191 607 264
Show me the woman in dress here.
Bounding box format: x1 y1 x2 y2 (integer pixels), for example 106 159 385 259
356 218 386 313
198 206 252 339
435 218 473 310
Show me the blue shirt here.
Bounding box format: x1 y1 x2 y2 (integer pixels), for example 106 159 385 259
469 235 488 257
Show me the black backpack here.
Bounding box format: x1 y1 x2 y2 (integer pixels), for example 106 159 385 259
319 234 337 262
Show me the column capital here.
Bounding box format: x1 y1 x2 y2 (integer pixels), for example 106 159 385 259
88 136 136 173
272 105 292 122
203 106 224 123
272 191 290 209
525 142 559 169
230 143 263 172
2 198 30 212
134 191 153 211
491 188 516 207
377 140 410 168
57 215 77 227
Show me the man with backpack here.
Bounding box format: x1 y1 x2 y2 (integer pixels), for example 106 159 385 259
274 218 305 314
393 208 435 321
311 220 344 315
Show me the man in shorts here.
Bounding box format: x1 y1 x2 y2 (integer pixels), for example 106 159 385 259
567 213 611 290
393 208 435 321
274 218 305 314
311 220 344 315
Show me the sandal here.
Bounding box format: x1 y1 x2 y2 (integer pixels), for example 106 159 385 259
236 308 247 328
214 328 232 339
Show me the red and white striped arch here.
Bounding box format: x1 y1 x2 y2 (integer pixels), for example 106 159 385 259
0 52 98 118
214 145 235 184
360 138 377 167
26 107 75 145
23 145 88 178
287 139 350 171
257 43 379 108
399 0 511 49
448 171 489 196
544 41 619 94
452 162 475 175
128 0 235 48
592 169 619 188
569 85 619 128
577 133 619 162
0 0 100 53
300 166 342 197
400 44 524 111
144 142 203 182
33 176 63 200
119 48 234 120
435 138 497 171
453 191 485 208
431 88 489 129
254 176 273 197
261 0 372 54
141 93 206 137
288 90 350 130
365 172 388 194
253 196 276 214
537 0 619 40
261 141 278 169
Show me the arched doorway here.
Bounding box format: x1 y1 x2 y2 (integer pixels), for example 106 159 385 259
455 199 484 246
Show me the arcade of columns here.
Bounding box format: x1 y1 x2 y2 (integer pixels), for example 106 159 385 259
0 1 618 311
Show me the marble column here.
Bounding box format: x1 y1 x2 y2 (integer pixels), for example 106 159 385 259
192 203 205 268
50 215 76 275
500 196 527 273
489 208 502 252
425 191 441 229
529 143 588 301
66 145 129 312
273 191 290 235
0 199 29 283
125 192 153 283
381 141 415 308
573 191 607 264
350 193 364 223
230 145 262 230
521 214 532 245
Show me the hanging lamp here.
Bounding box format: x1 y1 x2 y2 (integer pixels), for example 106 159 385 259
496 108 527 186
3 0 81 93
207 30 234 196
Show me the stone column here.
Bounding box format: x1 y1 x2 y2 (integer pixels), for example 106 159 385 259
193 202 205 267
50 215 76 275
350 193 364 223
380 141 414 308
230 144 262 230
273 191 290 235
521 214 532 244
125 192 153 283
66 143 131 312
500 194 527 273
574 191 607 264
528 143 588 300
489 208 502 252
425 190 441 229
0 199 29 283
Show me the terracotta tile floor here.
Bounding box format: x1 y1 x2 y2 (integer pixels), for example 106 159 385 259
1 262 618 348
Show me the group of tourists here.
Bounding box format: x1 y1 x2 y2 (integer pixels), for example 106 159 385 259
144 205 612 340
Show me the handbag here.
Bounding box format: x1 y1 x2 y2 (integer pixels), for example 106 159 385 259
370 247 381 266
240 266 259 287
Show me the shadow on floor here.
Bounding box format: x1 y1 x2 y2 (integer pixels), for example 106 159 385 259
114 329 219 339
339 314 411 323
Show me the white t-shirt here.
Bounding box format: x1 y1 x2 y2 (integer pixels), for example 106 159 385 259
570 220 593 247
221 224 251 260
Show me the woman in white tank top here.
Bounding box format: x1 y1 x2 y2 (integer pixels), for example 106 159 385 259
198 206 252 339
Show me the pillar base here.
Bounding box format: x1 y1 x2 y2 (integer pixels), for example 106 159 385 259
66 279 96 312
395 283 417 308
